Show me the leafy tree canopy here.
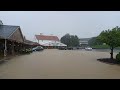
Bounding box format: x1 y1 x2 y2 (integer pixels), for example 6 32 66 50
97 26 120 59
60 33 79 47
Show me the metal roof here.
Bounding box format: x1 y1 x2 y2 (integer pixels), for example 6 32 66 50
79 38 91 41
35 34 59 41
0 25 19 39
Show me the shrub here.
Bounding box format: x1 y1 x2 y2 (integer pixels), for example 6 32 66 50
116 52 120 61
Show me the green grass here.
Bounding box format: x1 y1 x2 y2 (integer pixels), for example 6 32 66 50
91 45 120 49
91 45 110 49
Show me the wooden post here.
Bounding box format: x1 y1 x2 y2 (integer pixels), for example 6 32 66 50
12 42 15 55
4 39 7 57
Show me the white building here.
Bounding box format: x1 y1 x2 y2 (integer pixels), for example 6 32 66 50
34 34 67 48
79 38 90 47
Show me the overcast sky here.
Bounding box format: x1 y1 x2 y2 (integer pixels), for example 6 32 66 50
0 11 120 41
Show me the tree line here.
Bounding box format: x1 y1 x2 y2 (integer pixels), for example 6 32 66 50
60 26 120 60
87 26 120 59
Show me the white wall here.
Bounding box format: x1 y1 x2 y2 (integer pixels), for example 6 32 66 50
34 36 67 46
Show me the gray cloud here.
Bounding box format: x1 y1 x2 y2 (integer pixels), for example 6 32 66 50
0 11 120 41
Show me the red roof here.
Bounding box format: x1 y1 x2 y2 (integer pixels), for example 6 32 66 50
35 35 59 41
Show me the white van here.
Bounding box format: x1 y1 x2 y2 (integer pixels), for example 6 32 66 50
85 47 92 51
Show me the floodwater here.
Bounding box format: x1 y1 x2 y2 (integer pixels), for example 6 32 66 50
0 49 120 79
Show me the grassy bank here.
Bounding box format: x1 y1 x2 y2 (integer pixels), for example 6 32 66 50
91 45 120 49
91 45 109 49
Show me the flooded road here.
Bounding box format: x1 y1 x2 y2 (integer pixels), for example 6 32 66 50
0 49 120 79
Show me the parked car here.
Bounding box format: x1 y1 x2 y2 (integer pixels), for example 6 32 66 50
85 47 92 51
73 47 80 50
67 47 73 50
32 46 44 51
58 47 67 50
76 47 80 49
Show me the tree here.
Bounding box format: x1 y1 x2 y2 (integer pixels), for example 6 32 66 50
60 34 79 47
88 37 103 46
74 35 79 46
0 20 3 25
97 26 120 59
60 33 70 46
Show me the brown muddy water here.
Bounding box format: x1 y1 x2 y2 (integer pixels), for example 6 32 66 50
0 49 120 79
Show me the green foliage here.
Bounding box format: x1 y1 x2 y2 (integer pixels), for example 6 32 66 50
116 52 120 61
0 20 3 25
88 37 102 46
97 26 120 59
60 33 79 47
97 26 120 48
19 48 32 54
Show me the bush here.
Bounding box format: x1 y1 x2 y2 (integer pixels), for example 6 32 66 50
19 48 32 54
116 52 120 61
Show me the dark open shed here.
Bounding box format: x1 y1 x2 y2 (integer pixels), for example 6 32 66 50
0 25 31 57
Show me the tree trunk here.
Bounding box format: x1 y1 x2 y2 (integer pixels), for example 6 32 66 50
110 46 113 59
